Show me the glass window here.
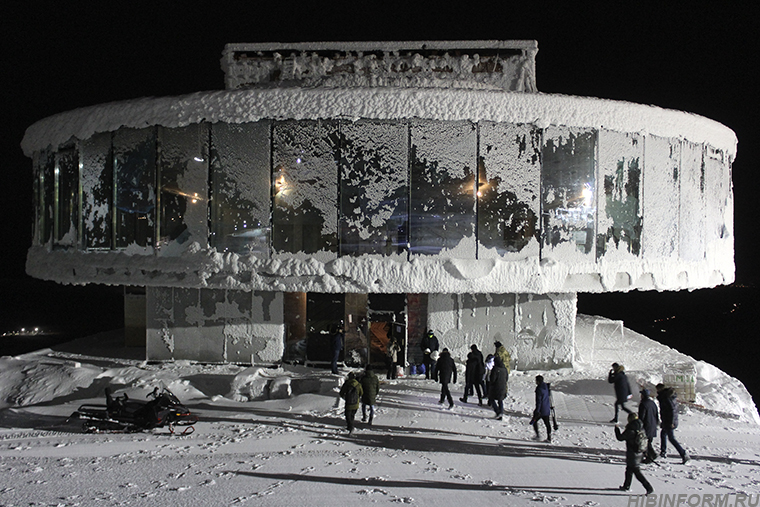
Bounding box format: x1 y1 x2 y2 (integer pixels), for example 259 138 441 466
339 120 409 256
478 122 541 257
703 145 732 257
642 135 680 260
33 150 55 246
209 121 271 255
410 120 477 256
113 127 156 249
81 133 113 250
596 130 643 258
53 147 79 248
541 126 597 258
679 141 705 261
272 120 339 255
157 124 209 254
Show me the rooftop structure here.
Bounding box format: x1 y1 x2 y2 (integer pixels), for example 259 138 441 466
21 41 736 369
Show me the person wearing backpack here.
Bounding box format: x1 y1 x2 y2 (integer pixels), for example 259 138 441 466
638 389 659 463
615 413 654 495
488 355 508 420
339 372 363 434
360 364 380 425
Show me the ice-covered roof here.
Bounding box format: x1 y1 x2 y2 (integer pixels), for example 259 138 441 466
21 87 737 158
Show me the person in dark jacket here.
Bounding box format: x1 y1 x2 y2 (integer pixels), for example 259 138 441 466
360 364 380 425
531 375 552 442
331 324 344 375
421 330 440 380
638 389 659 463
339 372 363 434
656 383 690 464
433 348 457 409
460 344 485 405
488 355 508 420
608 362 633 423
615 413 654 495
494 341 512 394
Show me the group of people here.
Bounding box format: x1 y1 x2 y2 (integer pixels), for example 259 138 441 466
338 363 381 434
338 332 690 498
609 362 691 495
426 334 514 424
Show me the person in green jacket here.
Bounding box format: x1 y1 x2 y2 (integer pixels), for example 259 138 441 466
339 371 363 434
360 364 380 425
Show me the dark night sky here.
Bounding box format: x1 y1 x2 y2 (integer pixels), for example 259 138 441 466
1 3 758 397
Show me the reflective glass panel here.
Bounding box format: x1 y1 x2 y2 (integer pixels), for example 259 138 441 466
158 124 209 253
410 120 477 256
54 147 79 248
272 120 339 255
34 150 55 246
210 121 271 255
679 141 705 261
478 122 541 257
541 127 596 257
113 127 156 248
81 133 113 249
339 120 408 256
596 130 643 258
642 135 680 260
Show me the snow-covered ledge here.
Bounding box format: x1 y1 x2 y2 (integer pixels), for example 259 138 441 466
21 87 737 160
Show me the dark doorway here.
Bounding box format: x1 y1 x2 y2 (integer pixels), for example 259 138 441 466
367 293 406 368
305 293 345 365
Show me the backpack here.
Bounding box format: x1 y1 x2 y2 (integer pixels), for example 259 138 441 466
345 382 359 406
634 427 648 454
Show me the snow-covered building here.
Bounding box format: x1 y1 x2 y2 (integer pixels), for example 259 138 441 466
21 41 736 370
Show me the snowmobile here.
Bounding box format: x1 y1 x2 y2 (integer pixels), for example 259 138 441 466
69 386 198 434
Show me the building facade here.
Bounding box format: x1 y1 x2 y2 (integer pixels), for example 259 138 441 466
21 41 736 370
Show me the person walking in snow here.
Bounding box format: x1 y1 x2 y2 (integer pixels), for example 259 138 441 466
484 353 495 405
339 371 363 434
638 388 659 463
421 330 439 380
360 364 380 425
615 413 654 495
656 383 690 464
386 337 401 380
608 362 633 423
460 344 485 405
331 324 344 375
433 348 457 409
494 341 511 394
531 375 552 442
488 355 508 420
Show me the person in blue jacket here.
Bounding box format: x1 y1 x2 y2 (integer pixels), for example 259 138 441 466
531 375 552 442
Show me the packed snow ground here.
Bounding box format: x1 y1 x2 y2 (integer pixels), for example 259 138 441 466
0 316 758 506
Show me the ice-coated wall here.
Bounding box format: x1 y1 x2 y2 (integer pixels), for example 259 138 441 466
25 114 734 295
426 292 575 370
221 40 538 92
146 287 284 364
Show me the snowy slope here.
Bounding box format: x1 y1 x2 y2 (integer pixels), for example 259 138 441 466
0 317 758 506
